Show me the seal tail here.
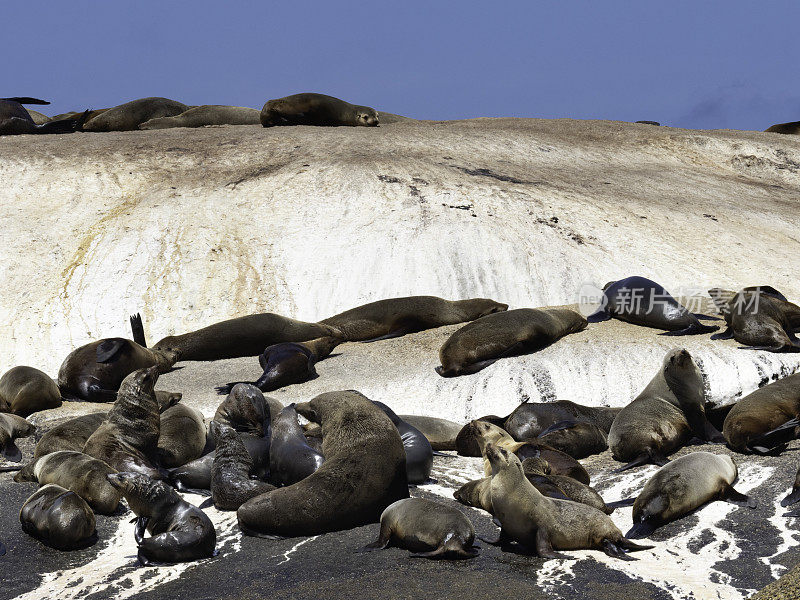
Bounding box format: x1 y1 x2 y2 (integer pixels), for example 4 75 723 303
780 487 800 508
3 97 50 105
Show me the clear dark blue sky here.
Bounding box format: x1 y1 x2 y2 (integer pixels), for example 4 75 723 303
7 1 799 130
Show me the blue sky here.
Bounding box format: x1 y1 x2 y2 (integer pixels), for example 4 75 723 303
6 1 799 130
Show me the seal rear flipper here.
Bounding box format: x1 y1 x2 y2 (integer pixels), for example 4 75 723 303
96 339 127 363
601 540 637 561
436 358 498 377
360 326 414 343
0 465 23 472
198 498 214 509
431 450 451 457
1 442 22 463
605 498 636 509
37 115 82 134
746 418 800 453
613 451 668 473
535 528 570 560
586 309 612 324
215 382 254 396
625 519 656 539
693 313 723 321
780 487 800 508
130 313 147 347
711 328 734 341
537 420 580 437
660 323 719 336
739 344 800 353
4 97 49 105
237 522 286 539
720 484 757 508
134 517 149 545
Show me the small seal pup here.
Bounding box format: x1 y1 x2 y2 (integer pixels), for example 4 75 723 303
83 366 164 479
709 287 800 352
269 403 324 486
81 97 188 131
157 404 207 468
536 420 608 459
139 105 260 129
505 400 620 441
373 401 435 484
131 312 340 362
436 308 588 376
608 349 724 471
16 451 121 514
209 422 275 510
57 337 180 402
485 444 652 560
215 336 341 395
238 390 408 537
107 472 216 565
320 295 508 342
588 277 719 335
398 415 462 451
0 366 62 416
722 372 800 454
765 121 800 135
0 413 35 463
361 498 478 559
20 484 97 550
627 452 756 538
260 93 379 127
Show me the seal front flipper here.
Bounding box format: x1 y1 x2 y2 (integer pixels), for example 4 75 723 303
96 339 127 363
781 487 800 508
134 517 150 545
601 540 637 561
625 518 656 539
746 417 800 453
613 451 669 473
537 420 580 438
720 484 756 508
604 497 636 509
711 328 734 341
586 309 612 324
1 441 22 463
130 313 147 347
359 523 392 552
535 528 570 560
4 97 49 105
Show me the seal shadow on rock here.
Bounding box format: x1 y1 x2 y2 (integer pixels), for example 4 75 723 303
237 390 408 538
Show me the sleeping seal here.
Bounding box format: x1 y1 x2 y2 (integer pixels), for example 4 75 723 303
504 400 620 441
107 472 216 565
260 93 379 127
157 404 207 468
627 452 756 538
0 366 61 416
81 97 189 131
398 415 462 451
361 498 478 559
139 105 260 129
20 484 97 550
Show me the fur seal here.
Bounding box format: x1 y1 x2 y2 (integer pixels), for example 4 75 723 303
536 420 608 459
485 444 652 559
373 401 435 484
131 312 340 362
32 412 108 461
238 390 408 537
209 421 275 510
157 404 206 468
19 484 97 550
0 413 35 463
627 452 756 538
0 98 86 135
709 287 800 352
260 93 379 127
213 383 275 435
106 472 216 565
269 403 324 486
437 308 588 376
321 295 507 342
50 108 108 123
57 337 180 402
635 121 661 126
398 415 462 451
18 451 121 514
608 349 724 471
588 276 718 335
139 105 260 129
25 108 50 124
504 400 620 441
215 336 340 395
83 366 164 479
81 97 188 132
361 498 478 559
765 121 800 135
722 372 800 453
0 366 62 416
455 415 507 456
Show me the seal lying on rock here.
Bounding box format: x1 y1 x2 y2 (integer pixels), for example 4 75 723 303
608 349 724 470
765 121 800 135
81 97 188 131
627 452 755 538
536 420 608 459
0 98 86 135
131 312 340 362
361 498 478 559
321 295 508 342
436 308 587 376
237 390 408 537
504 400 620 441
260 93 379 127
398 415 462 451
20 484 97 550
57 337 180 402
139 105 260 129
485 444 652 560
0 366 61 416
107 472 216 565
588 276 718 335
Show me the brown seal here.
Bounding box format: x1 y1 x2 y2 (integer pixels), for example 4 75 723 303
361 498 478 559
398 415 462 451
608 349 724 471
0 413 35 463
484 443 652 560
19 484 97 550
765 121 800 135
157 404 207 468
504 400 620 441
321 295 508 342
81 97 189 131
83 366 164 479
536 420 608 459
0 366 61 416
57 337 179 402
437 308 588 376
139 105 260 129
209 421 275 510
237 390 408 537
260 93 379 127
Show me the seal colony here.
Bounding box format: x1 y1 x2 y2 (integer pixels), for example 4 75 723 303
2 98 800 600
